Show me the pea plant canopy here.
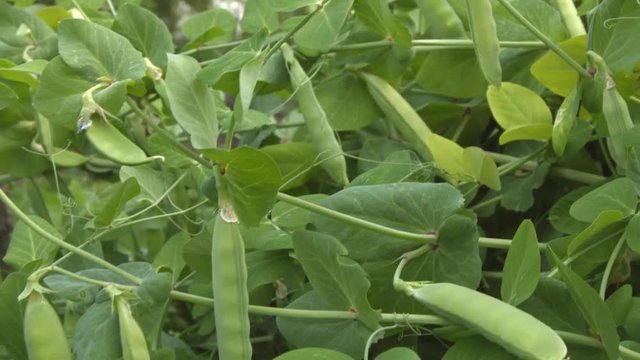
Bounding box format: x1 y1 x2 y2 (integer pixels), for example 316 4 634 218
1 0 640 359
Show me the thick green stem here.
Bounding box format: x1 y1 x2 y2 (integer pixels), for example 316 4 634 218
332 39 545 51
0 189 142 284
495 0 590 78
555 0 586 37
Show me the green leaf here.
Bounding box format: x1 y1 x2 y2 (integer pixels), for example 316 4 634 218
271 194 328 230
549 186 591 234
426 133 471 182
152 233 190 283
271 0 319 11
94 177 140 228
73 301 121 360
624 214 640 255
500 162 550 212
261 143 316 190
432 212 481 288
530 35 587 97
293 0 353 53
0 2 57 62
590 0 640 74
605 284 632 325
0 59 47 87
58 19 145 81
316 73 382 131
462 147 501 191
311 183 464 262
3 216 60 269
416 50 487 98
350 150 433 187
499 124 553 145
487 82 552 144
277 231 380 358
353 0 411 46
182 8 236 42
197 32 265 85
549 250 620 360
376 347 420 360
246 250 302 292
0 82 18 110
242 0 279 33
501 220 540 306
568 210 625 255
443 336 517 360
112 3 174 68
202 146 282 226
120 165 166 201
569 178 637 223
0 272 28 360
133 271 172 349
274 348 353 360
165 54 218 149
233 53 264 127
552 81 582 156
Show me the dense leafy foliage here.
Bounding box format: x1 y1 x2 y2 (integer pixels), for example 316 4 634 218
0 0 639 359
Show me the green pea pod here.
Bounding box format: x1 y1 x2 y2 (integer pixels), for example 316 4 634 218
85 117 163 166
281 44 349 186
24 292 73 360
360 72 433 161
466 0 502 86
416 0 467 39
115 296 151 360
212 204 252 359
413 283 567 360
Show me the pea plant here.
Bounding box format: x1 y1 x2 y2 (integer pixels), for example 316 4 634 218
0 0 639 359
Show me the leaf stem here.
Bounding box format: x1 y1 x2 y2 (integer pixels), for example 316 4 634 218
0 188 142 284
495 0 590 78
331 39 546 51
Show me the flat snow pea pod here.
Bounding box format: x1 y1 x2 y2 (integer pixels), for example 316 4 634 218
413 283 567 360
212 202 252 360
281 44 349 186
466 0 502 86
23 291 73 360
416 0 467 39
115 295 151 360
360 72 433 161
85 117 164 166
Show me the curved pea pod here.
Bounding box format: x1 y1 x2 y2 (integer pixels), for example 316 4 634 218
360 72 432 161
85 117 164 166
23 291 73 360
211 209 252 360
281 44 349 186
413 283 567 360
115 296 151 360
416 0 467 39
466 0 502 86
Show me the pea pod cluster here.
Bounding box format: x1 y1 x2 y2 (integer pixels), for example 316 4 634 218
412 283 567 360
466 0 502 86
23 291 73 360
281 44 349 186
115 295 151 360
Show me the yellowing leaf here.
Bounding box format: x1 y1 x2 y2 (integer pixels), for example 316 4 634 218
530 35 586 97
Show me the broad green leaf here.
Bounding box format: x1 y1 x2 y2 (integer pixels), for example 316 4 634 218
0 82 18 109
34 57 128 130
443 336 517 360
549 186 591 234
293 0 353 53
73 301 121 360
376 347 420 360
35 5 71 29
233 53 264 127
501 220 540 306
590 0 640 74
432 212 481 288
0 120 35 152
552 81 582 156
58 19 145 81
499 124 553 144
500 162 549 212
426 133 471 182
569 178 637 223
493 0 566 42
550 250 620 360
112 3 174 68
487 82 552 143
274 348 353 360
311 183 464 262
0 2 57 62
133 272 172 349
152 233 190 283
94 177 140 228
245 250 302 291
416 50 487 99
606 285 632 325
197 32 265 85
120 165 166 201
0 148 50 177
0 59 47 87
242 0 279 33
3 216 60 268
462 146 501 190
202 146 282 226
353 0 411 46
271 0 319 11
624 214 640 255
0 272 28 360
182 8 236 41
271 194 328 230
568 210 625 255
530 35 587 97
261 143 316 190
350 150 433 187
316 73 382 131
165 54 218 149
147 133 195 168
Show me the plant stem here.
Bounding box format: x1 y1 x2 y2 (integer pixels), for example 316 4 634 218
0 188 142 284
556 330 602 348
180 40 245 55
495 0 590 78
547 229 624 278
470 195 503 211
275 192 437 244
599 235 626 299
331 39 546 51
554 0 586 37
